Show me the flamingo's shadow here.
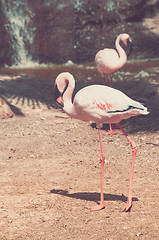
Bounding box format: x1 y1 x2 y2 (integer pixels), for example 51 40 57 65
50 189 138 204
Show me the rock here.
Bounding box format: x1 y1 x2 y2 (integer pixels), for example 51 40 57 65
0 98 14 119
0 1 15 66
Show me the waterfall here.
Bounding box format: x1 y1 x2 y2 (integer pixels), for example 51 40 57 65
1 0 35 66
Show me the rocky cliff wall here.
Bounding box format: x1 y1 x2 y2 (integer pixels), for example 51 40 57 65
0 0 159 66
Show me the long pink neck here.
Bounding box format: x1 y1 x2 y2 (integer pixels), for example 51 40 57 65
115 35 127 66
63 76 76 118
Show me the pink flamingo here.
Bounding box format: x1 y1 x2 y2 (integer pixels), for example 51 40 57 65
54 72 149 212
95 33 132 86
95 33 132 134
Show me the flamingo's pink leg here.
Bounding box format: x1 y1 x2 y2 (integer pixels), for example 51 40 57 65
103 74 107 85
89 129 105 211
117 123 137 212
110 74 113 88
102 74 113 88
105 123 117 135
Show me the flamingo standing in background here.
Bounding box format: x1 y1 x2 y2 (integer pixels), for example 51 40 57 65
95 33 132 86
95 33 133 134
54 72 149 212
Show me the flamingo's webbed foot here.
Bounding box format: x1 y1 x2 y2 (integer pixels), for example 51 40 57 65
122 198 132 212
89 202 105 211
105 124 117 135
105 129 117 135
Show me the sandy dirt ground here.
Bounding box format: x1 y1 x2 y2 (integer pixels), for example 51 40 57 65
0 70 159 240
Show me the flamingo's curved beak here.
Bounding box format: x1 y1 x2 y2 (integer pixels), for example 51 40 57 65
56 96 63 105
54 82 64 107
127 39 133 56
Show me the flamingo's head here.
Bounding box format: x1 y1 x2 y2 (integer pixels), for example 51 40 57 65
54 72 72 107
54 85 63 107
120 33 132 46
120 33 133 56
